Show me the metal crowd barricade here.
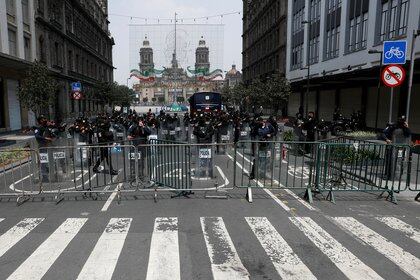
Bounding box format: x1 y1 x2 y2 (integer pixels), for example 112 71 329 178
314 142 411 203
0 148 40 204
408 145 420 193
32 143 137 203
235 140 319 203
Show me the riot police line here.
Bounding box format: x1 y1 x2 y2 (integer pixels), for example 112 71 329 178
1 107 419 205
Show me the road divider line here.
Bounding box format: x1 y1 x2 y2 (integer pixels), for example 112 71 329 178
376 217 420 244
201 217 250 280
0 218 44 258
236 151 315 210
333 217 420 279
215 166 229 189
77 218 132 280
7 218 88 280
101 183 122 212
227 153 291 211
246 217 316 279
290 217 382 280
146 217 180 280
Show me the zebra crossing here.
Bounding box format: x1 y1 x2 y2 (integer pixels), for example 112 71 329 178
0 215 418 279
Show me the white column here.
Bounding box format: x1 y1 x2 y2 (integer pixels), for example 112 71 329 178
366 0 379 50
303 0 310 67
15 0 24 59
285 0 293 79
319 0 326 61
29 0 36 61
0 0 9 53
338 0 348 57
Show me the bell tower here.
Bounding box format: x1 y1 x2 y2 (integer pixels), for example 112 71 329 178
139 36 154 72
195 36 210 71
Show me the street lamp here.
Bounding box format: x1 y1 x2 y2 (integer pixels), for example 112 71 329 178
302 20 310 116
368 49 383 130
406 29 420 123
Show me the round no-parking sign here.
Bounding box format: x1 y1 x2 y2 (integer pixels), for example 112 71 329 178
382 65 406 88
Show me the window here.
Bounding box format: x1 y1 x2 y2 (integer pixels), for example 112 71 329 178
24 36 31 61
347 0 369 53
38 0 44 13
68 50 73 71
379 0 410 41
8 29 17 56
22 0 29 27
325 0 342 59
6 0 15 17
75 54 79 72
39 36 46 63
309 0 321 64
291 0 305 70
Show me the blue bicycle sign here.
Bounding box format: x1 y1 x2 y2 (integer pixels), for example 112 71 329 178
383 41 407 65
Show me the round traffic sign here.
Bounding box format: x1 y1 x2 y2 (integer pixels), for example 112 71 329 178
382 65 406 88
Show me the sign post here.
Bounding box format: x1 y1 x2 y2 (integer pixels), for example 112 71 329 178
382 65 406 123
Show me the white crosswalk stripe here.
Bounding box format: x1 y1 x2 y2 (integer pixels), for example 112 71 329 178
201 217 250 280
146 217 180 280
290 217 382 280
246 217 316 279
0 215 419 279
77 218 132 280
334 217 420 279
376 216 420 244
7 218 88 280
0 218 44 258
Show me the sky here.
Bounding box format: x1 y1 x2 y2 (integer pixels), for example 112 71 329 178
108 0 243 86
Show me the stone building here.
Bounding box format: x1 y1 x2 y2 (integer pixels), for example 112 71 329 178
0 0 37 132
35 0 114 120
132 37 223 105
242 0 288 84
225 64 242 88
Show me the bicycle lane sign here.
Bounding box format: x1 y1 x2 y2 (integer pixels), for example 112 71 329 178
383 40 407 65
382 65 406 88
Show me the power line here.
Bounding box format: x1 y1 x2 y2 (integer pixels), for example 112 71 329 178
108 11 241 22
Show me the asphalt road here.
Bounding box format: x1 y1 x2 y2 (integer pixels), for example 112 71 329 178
0 144 419 279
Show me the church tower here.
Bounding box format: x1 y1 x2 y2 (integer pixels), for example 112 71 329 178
195 36 210 71
139 36 154 72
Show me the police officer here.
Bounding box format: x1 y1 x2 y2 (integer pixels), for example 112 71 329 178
92 116 118 175
127 117 151 178
35 115 55 182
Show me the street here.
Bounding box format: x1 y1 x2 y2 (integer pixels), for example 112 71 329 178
0 148 419 279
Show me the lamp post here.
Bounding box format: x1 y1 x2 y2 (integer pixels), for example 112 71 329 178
406 29 420 123
368 49 383 130
302 19 311 116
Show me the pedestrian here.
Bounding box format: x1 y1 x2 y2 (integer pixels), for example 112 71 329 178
249 118 274 180
382 116 412 180
35 115 55 182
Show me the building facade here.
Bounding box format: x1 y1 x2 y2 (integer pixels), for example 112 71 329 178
0 0 37 132
286 0 420 133
225 64 242 87
132 37 223 105
242 0 288 83
35 0 114 120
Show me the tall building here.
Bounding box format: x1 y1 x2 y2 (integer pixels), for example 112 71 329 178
0 0 37 132
225 64 242 88
35 0 115 120
286 0 420 133
195 37 210 71
139 36 154 73
242 0 288 83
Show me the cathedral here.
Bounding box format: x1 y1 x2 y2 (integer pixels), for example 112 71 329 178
131 37 223 104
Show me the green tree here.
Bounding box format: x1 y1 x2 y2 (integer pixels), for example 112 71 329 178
17 61 57 114
265 74 291 115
